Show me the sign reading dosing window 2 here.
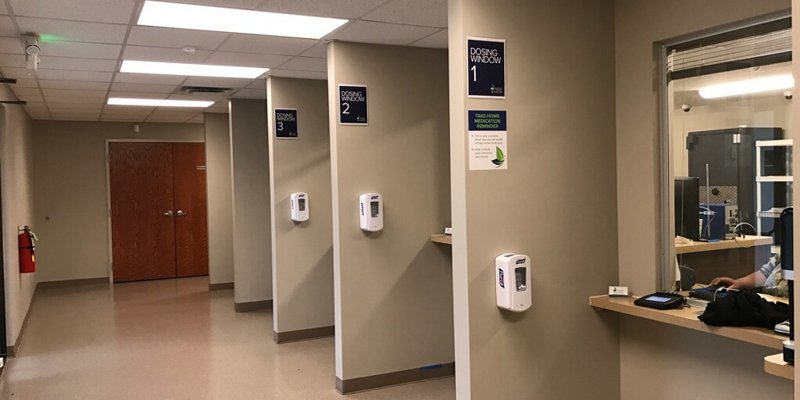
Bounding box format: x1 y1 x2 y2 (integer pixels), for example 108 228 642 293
339 84 367 125
467 38 505 98
275 108 298 139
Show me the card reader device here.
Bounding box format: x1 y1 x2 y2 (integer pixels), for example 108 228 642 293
290 192 309 222
495 253 531 312
634 292 686 310
359 193 383 232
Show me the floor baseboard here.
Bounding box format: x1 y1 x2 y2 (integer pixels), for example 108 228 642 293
273 326 334 343
234 300 272 313
208 282 234 291
336 362 455 394
37 278 109 289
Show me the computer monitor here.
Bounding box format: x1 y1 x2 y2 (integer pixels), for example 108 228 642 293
675 177 700 240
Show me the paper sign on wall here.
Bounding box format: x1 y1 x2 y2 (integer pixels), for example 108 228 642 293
339 84 368 125
468 110 507 170
275 108 298 139
467 38 505 98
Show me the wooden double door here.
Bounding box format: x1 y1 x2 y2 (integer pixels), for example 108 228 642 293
109 142 208 283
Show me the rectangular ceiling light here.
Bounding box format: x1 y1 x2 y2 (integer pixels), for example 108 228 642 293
698 74 795 99
121 60 268 79
108 98 214 108
139 0 348 39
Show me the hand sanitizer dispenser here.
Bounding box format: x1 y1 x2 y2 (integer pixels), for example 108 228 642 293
495 253 531 312
359 193 383 232
290 192 309 222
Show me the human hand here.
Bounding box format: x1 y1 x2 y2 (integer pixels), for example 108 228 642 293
709 277 739 289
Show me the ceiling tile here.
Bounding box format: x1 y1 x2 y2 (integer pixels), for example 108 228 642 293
127 27 229 50
50 114 101 121
102 108 156 116
123 45 211 63
182 76 252 89
146 110 203 123
246 79 266 89
206 101 229 113
24 105 48 113
330 21 437 45
114 72 187 85
13 93 45 103
16 17 128 44
47 104 103 112
42 88 108 98
0 53 26 68
45 96 106 105
10 87 42 97
108 91 168 99
167 93 227 101
36 69 113 82
0 16 16 36
363 0 447 28
27 113 52 120
410 29 447 49
100 115 144 122
279 56 326 72
39 56 118 72
13 78 39 88
110 82 178 94
300 42 328 58
204 51 290 68
218 34 316 56
259 0 388 19
231 88 265 99
165 0 264 9
39 42 122 60
0 2 7 14
10 0 137 24
186 114 205 123
267 69 326 80
39 80 109 90
1 67 36 80
0 37 23 54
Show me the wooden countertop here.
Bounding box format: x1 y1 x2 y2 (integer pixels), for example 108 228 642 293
431 234 452 245
675 236 773 254
764 353 793 380
589 295 785 350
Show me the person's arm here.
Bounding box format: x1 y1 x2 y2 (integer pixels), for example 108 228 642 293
711 270 767 290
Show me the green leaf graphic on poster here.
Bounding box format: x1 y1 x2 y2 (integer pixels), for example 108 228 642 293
491 146 505 166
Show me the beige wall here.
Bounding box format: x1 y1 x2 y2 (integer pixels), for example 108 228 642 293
267 77 333 335
327 42 453 380
31 121 204 283
614 0 792 398
228 99 272 304
204 113 234 285
0 86 35 349
448 0 620 398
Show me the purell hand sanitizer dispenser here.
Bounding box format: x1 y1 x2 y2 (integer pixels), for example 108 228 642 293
290 192 309 222
496 253 531 312
359 193 383 232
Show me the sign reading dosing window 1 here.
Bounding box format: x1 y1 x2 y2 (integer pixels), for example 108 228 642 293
339 84 367 125
467 38 505 98
275 108 298 139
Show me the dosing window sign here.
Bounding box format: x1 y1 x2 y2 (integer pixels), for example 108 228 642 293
339 84 367 125
275 108 298 139
467 38 505 98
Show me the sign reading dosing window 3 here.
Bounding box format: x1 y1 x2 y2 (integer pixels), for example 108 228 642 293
275 108 298 139
467 38 505 98
339 85 367 125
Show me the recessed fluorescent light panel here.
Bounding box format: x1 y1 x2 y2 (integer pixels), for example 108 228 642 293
121 60 268 79
139 0 348 39
698 74 795 99
108 98 214 108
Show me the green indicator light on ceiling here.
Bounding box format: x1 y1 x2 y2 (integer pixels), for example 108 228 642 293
38 34 66 43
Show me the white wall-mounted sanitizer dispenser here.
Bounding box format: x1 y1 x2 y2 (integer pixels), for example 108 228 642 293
290 192 309 222
359 193 383 232
495 253 531 312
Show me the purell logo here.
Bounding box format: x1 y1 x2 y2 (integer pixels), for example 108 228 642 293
515 258 526 265
498 269 505 288
360 203 364 216
370 195 379 200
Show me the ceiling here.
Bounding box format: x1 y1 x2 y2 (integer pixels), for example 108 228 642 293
0 0 448 123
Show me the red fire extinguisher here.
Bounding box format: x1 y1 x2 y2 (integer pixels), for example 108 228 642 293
18 225 36 274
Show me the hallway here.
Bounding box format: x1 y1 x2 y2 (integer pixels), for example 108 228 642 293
0 278 454 399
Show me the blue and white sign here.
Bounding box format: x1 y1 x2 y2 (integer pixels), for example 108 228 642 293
467 38 505 98
339 84 368 125
275 108 298 139
468 110 507 170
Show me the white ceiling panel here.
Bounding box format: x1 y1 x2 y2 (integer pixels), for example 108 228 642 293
167 93 227 101
42 89 108 98
182 76 253 89
10 87 42 97
123 45 211 63
13 78 40 88
110 82 177 94
25 105 48 114
231 88 265 99
45 96 106 105
246 79 266 89
300 42 328 58
9 0 138 24
204 51 291 68
206 101 229 113
330 20 438 45
218 34 316 56
108 91 168 99
35 69 113 82
16 17 129 44
0 16 16 36
0 37 23 54
102 108 156 116
411 29 447 49
39 56 118 72
165 0 264 9
39 42 122 60
13 93 44 103
127 27 229 50
50 114 101 121
267 69 326 80
100 115 143 122
114 72 187 85
279 56 326 72
27 113 51 120
0 53 26 68
146 110 203 122
259 0 388 19
47 105 103 113
363 0 447 28
0 2 7 14
1 67 36 80
39 80 109 90
186 114 204 123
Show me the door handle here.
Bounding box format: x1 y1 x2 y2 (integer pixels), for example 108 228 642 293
163 210 174 217
176 210 187 217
